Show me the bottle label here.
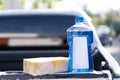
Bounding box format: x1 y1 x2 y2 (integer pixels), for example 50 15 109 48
73 36 89 69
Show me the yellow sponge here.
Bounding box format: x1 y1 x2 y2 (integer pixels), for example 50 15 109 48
23 57 68 76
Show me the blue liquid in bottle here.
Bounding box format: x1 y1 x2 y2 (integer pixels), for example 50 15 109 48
67 17 93 72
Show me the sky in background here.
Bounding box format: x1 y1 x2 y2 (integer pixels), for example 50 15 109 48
55 0 120 14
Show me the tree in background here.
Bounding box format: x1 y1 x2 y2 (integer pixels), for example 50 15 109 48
32 0 54 9
105 10 120 26
106 9 120 36
0 0 6 10
24 0 62 9
83 4 99 27
83 4 120 27
0 0 62 10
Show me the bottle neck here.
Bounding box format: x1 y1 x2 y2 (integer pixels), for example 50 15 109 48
75 22 91 30
75 22 84 26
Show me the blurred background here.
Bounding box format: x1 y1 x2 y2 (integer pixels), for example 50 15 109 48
0 0 120 64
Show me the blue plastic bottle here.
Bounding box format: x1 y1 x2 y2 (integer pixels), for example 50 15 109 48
67 17 93 72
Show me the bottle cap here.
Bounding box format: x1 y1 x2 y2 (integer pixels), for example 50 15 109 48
75 17 84 23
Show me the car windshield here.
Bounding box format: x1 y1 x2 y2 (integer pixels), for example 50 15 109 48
0 15 74 36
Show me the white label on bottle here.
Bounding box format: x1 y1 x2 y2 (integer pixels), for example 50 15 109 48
73 36 89 69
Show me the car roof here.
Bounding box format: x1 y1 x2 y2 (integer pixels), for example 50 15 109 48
0 9 92 27
0 9 83 17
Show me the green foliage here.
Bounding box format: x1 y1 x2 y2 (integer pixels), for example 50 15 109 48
83 5 94 17
83 5 120 29
0 0 6 10
18 0 24 4
105 10 120 26
32 0 55 9
0 0 5 4
83 4 100 27
113 22 120 35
